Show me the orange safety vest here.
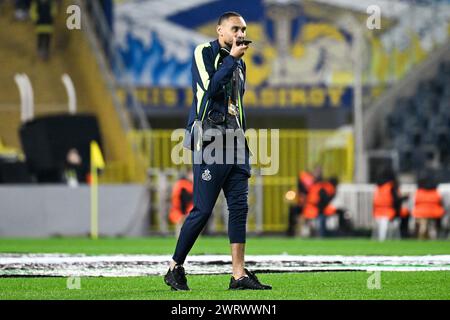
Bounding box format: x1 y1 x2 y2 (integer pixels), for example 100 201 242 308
169 178 193 224
412 188 445 219
303 181 336 219
373 182 396 220
297 171 315 206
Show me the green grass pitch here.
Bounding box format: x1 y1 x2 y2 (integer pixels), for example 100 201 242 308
0 237 449 300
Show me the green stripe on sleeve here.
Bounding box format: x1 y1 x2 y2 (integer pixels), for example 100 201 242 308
194 43 211 91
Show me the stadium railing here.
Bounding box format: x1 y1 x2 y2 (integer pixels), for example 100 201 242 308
126 129 354 181
109 165 450 234
97 129 353 232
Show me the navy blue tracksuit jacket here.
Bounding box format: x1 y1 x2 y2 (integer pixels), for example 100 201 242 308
185 39 247 135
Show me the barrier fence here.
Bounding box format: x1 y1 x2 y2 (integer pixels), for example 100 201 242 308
95 129 447 234
126 129 354 181
134 168 450 233
98 129 354 231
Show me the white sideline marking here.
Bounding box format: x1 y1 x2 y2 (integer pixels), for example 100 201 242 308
1 254 450 277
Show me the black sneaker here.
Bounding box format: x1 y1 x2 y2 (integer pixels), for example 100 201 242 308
229 271 272 290
164 265 190 291
244 268 272 290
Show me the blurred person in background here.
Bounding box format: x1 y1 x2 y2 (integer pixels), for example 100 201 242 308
327 177 353 237
14 0 32 21
31 0 57 61
302 175 339 237
286 165 321 236
412 171 445 239
63 148 83 187
399 201 411 239
372 167 408 241
168 169 194 239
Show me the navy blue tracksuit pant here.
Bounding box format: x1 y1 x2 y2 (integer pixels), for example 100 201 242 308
172 149 251 265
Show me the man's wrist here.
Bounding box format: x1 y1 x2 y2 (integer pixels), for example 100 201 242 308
224 54 240 66
229 53 240 61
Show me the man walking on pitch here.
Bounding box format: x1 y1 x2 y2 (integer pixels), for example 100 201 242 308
164 11 271 291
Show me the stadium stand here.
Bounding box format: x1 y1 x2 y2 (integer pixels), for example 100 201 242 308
0 0 146 182
385 60 450 178
0 0 449 237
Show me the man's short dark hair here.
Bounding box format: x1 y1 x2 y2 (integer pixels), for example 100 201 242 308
217 11 242 25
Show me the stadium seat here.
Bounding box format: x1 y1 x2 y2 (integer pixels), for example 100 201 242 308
385 60 450 174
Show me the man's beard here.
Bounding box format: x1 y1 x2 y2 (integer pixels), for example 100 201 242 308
224 40 233 49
